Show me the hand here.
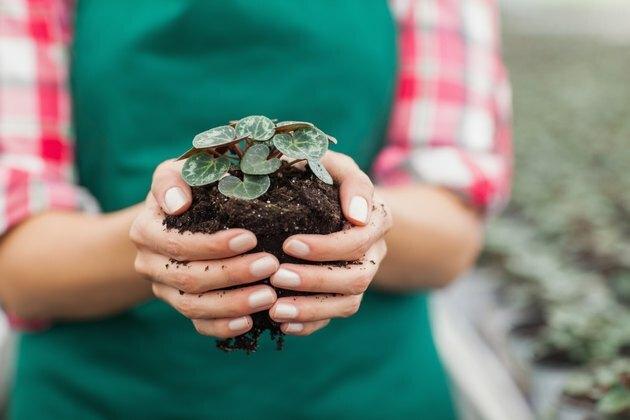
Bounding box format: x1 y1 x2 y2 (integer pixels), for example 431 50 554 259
130 160 280 339
268 151 392 335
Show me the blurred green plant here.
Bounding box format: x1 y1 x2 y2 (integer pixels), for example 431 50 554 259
482 35 630 367
564 359 630 418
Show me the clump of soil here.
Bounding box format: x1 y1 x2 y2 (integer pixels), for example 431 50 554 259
164 167 345 352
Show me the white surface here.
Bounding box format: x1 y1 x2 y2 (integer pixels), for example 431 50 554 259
0 311 12 410
431 273 535 420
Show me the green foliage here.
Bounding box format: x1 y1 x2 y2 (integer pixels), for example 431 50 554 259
564 359 630 418
218 174 271 200
482 35 630 369
240 143 281 175
181 153 230 186
272 127 328 160
178 116 337 199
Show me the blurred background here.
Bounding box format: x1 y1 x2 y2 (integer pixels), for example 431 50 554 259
1 0 629 418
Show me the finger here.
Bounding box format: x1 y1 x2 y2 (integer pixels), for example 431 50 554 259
280 319 330 336
152 283 277 319
151 159 191 215
192 316 253 339
136 252 279 293
321 151 373 226
270 240 386 294
282 203 391 261
130 204 257 261
269 293 363 323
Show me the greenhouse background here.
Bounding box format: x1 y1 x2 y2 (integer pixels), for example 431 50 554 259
1 0 629 418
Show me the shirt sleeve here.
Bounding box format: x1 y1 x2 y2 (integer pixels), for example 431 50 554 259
376 0 513 215
0 0 98 238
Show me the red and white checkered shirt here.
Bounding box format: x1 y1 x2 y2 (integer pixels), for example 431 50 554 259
0 0 511 234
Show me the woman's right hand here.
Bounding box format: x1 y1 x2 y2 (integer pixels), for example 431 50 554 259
130 160 279 339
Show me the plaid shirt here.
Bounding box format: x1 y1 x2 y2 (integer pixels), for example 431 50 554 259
0 0 511 243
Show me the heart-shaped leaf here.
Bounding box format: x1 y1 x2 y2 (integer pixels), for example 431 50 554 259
275 121 314 132
241 143 281 175
218 174 270 200
192 125 237 148
235 115 275 141
272 128 328 159
182 153 230 186
308 160 333 185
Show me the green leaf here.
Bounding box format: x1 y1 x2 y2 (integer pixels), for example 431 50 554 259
181 153 230 186
326 134 338 144
275 121 314 132
218 174 270 200
272 128 328 159
192 125 236 148
597 386 630 415
235 115 275 141
241 143 281 175
308 159 333 185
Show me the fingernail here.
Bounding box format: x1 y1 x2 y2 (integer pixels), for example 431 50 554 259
285 240 310 257
349 196 369 223
248 289 276 309
249 256 278 277
271 268 301 288
285 323 304 333
228 317 250 331
229 233 256 253
164 187 187 213
274 303 298 319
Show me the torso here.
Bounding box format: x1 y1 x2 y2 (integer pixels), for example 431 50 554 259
10 1 454 418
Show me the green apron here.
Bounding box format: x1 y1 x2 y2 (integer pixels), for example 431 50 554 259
10 1 455 418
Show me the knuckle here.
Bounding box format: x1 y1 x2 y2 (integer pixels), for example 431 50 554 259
349 273 370 295
164 236 186 260
129 219 144 245
133 255 147 275
177 295 201 318
173 272 198 293
340 295 362 318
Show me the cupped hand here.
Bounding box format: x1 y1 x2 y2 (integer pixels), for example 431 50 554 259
130 160 279 339
269 151 392 336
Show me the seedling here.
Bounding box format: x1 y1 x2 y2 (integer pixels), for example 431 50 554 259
178 115 336 200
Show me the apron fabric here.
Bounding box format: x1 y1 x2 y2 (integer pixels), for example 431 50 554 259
10 1 455 418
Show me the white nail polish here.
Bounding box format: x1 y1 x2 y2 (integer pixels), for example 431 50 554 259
285 240 310 257
228 317 250 331
272 268 301 288
349 196 369 223
164 187 187 213
229 233 256 253
274 303 298 319
249 256 278 277
248 289 275 308
285 323 304 333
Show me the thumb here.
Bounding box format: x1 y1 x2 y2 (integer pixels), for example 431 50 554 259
151 159 192 215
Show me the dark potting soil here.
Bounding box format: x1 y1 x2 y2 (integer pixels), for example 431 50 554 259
164 167 346 353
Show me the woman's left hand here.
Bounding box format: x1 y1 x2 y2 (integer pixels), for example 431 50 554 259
268 151 392 335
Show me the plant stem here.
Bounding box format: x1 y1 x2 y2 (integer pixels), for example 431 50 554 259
269 150 283 159
230 144 244 158
287 158 307 166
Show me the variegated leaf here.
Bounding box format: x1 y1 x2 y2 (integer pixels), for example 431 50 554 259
182 153 230 186
218 174 270 200
241 143 281 175
235 115 276 141
192 125 237 148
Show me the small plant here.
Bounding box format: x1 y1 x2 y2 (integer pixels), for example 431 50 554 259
178 115 337 199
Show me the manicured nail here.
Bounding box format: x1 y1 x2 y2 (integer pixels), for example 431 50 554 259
271 268 301 288
285 323 304 333
164 187 187 213
249 256 278 277
274 303 298 319
229 233 256 253
285 240 309 257
228 317 250 331
349 196 369 223
248 289 276 308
